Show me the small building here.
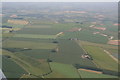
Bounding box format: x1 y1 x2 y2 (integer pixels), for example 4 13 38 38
82 54 93 60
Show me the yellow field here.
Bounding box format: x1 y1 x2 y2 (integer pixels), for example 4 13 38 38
8 20 29 25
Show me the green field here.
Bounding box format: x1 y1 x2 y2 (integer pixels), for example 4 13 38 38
49 40 97 68
2 55 27 78
13 34 57 39
46 62 80 78
16 28 61 35
59 29 108 44
17 49 51 59
78 41 118 71
2 50 51 77
3 40 57 49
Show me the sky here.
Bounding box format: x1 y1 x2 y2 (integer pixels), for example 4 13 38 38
1 0 120 2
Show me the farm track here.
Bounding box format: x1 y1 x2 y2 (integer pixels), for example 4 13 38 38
104 50 118 63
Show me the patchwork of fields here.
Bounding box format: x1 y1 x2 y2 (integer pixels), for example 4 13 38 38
2 3 119 79
2 22 118 78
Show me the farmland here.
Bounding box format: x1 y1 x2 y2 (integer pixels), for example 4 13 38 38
2 55 27 78
78 41 118 71
47 62 80 78
2 2 118 79
49 40 97 68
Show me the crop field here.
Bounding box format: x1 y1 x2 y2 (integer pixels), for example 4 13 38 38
49 40 97 68
17 49 51 59
6 37 54 43
2 23 26 28
2 50 51 77
2 55 27 78
13 34 57 39
3 40 57 49
25 24 52 28
16 28 62 35
58 29 108 44
78 41 118 71
46 62 80 78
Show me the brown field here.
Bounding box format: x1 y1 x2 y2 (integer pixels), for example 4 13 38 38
108 40 120 45
93 27 106 31
8 20 29 25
